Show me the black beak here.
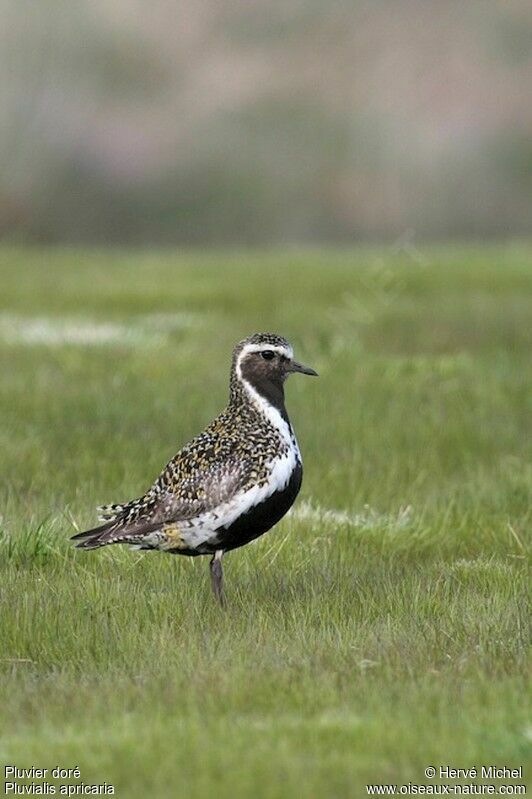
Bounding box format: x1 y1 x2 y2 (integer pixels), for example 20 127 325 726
287 359 318 377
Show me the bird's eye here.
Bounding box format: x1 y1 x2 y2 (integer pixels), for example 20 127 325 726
261 350 275 361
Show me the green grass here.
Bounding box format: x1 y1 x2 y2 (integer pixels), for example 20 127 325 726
0 245 530 797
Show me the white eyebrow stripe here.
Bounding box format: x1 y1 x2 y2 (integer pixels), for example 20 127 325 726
238 343 293 360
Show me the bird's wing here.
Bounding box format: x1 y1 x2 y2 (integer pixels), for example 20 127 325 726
72 426 255 548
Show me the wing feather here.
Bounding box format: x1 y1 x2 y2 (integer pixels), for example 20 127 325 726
73 442 254 550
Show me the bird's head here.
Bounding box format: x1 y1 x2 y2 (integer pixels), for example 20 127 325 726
231 333 317 412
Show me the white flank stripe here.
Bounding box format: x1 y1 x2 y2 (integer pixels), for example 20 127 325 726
178 351 301 550
182 451 297 549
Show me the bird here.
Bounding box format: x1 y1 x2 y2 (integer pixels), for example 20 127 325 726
71 333 318 605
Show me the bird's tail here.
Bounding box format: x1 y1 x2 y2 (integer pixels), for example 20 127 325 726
71 520 121 549
72 491 161 549
71 514 162 550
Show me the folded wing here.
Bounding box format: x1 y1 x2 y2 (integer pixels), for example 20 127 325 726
72 439 253 550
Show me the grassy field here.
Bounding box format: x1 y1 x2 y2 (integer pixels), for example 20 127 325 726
0 245 530 797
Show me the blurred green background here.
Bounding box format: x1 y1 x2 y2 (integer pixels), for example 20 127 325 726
1 0 531 246
0 247 530 798
1 4 531 791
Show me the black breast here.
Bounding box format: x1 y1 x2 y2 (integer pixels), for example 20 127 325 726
213 462 303 554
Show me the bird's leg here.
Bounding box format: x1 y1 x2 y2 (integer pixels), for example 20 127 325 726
209 549 226 608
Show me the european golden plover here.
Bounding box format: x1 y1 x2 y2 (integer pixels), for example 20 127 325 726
72 333 318 605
